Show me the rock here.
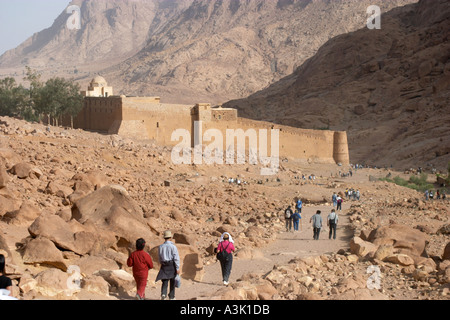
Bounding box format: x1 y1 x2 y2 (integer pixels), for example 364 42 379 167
373 244 394 261
443 242 450 260
437 224 450 235
2 202 41 226
28 213 106 256
74 256 120 276
368 224 429 257
150 244 204 282
81 275 110 297
350 237 378 258
173 232 196 246
412 269 428 282
0 194 21 218
34 268 75 298
71 171 109 191
9 163 33 179
0 167 10 188
45 181 74 198
22 237 67 271
384 254 415 266
28 214 75 250
95 269 134 295
72 185 157 253
332 288 389 300
18 273 38 295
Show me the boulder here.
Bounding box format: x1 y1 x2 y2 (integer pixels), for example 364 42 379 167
45 181 74 198
28 214 76 252
71 171 109 191
72 185 157 253
0 194 21 218
2 202 41 226
74 256 120 276
368 224 429 257
34 268 75 298
22 237 67 271
28 213 108 256
350 237 378 258
95 269 134 295
81 275 110 297
9 163 33 179
384 254 415 266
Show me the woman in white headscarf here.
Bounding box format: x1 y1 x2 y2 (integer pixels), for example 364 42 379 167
216 232 236 285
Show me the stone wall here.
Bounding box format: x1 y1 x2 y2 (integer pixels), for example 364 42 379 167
74 96 349 165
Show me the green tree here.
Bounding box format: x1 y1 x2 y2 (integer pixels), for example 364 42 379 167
0 77 30 118
34 77 83 127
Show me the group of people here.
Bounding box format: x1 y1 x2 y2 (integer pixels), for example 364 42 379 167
425 189 447 200
284 197 340 241
126 230 235 301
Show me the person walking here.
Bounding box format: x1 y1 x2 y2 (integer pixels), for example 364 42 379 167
296 199 303 213
332 192 337 208
292 210 302 231
327 209 339 240
156 231 180 300
216 232 236 286
310 210 323 240
336 195 343 211
284 206 293 232
127 238 154 300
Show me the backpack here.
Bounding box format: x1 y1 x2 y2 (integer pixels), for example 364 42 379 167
216 242 231 261
285 209 292 219
329 213 337 225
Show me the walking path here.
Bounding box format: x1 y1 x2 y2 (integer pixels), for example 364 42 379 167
142 203 352 300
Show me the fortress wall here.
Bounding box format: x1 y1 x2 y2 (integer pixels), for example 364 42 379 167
236 118 337 163
119 98 194 145
74 94 349 165
74 97 123 132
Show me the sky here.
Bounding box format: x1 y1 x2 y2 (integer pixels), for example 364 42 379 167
0 0 69 56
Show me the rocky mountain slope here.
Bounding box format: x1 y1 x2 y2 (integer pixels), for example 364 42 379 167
224 0 450 171
0 0 416 104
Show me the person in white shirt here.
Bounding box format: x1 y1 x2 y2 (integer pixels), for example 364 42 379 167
327 209 339 240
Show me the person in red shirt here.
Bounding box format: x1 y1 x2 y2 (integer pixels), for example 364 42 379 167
127 238 154 300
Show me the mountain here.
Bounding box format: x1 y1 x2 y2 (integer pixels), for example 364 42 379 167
223 0 450 170
0 0 416 104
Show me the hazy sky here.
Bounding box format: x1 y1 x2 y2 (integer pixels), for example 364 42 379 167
0 0 69 56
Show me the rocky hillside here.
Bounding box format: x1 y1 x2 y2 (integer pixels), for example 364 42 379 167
0 0 416 104
0 115 448 301
224 0 450 171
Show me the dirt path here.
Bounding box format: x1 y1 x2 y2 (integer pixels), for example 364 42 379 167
142 203 353 300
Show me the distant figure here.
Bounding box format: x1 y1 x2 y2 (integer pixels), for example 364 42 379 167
336 195 343 211
216 232 236 286
332 192 337 208
156 231 180 300
292 210 302 231
310 210 323 240
127 238 153 300
425 190 429 201
284 206 293 232
0 254 13 299
327 209 339 240
296 199 303 213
